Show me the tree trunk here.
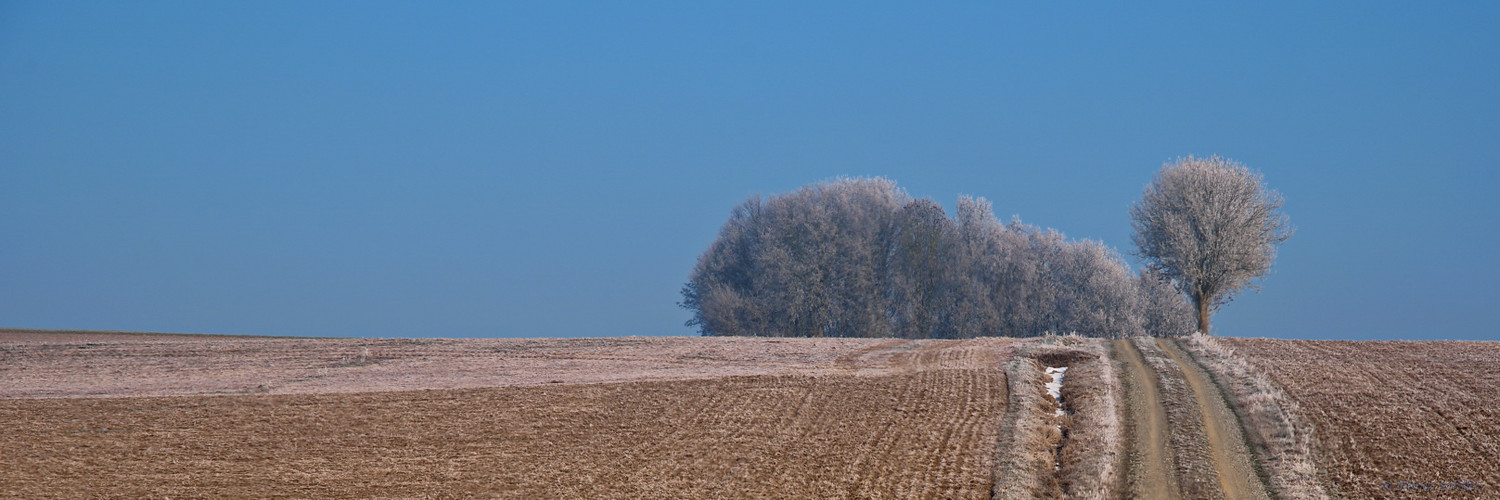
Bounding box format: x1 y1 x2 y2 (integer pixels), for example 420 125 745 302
1195 295 1212 335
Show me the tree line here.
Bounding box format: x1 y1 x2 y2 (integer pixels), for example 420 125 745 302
680 177 1196 338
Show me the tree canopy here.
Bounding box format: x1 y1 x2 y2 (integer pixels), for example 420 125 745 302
682 177 1194 338
1129 156 1293 334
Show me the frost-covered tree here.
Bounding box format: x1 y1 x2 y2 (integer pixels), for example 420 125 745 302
1129 156 1293 335
682 178 905 337
1135 268 1196 337
684 177 1156 338
1051 239 1144 338
950 196 1007 336
886 198 960 338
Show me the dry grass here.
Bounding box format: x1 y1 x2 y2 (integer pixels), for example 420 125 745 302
1225 339 1500 499
992 352 1062 499
1 334 1020 498
1181 334 1327 499
1132 337 1224 500
1053 337 1122 500
991 335 1120 500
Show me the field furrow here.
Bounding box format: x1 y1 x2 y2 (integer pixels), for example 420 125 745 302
0 333 1018 499
1225 339 1500 499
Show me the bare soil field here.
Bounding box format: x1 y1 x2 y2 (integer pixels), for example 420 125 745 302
1225 339 1499 499
0 331 1019 498
19 330 1492 498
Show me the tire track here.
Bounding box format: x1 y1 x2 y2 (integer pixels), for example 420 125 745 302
1114 339 1180 499
1160 339 1271 500
1116 338 1272 500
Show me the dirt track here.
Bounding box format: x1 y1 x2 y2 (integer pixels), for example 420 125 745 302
1161 339 1269 500
1115 339 1180 499
1115 338 1269 499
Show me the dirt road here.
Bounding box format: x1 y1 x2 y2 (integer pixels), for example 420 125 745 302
1161 339 1270 500
1114 339 1180 499
1115 338 1270 500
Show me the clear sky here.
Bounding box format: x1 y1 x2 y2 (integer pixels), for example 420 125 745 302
3 2 1497 340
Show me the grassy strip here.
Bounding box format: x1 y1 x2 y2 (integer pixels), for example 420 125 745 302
1054 337 1122 500
1181 334 1328 500
991 336 1121 499
991 341 1061 499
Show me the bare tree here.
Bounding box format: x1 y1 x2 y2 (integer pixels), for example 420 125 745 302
1129 156 1293 335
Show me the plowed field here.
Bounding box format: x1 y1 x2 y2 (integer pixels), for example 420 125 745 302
1 332 1018 498
1225 339 1499 498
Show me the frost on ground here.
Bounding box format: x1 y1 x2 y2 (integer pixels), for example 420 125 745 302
1182 334 1327 500
0 330 942 398
994 337 1118 500
1225 338 1500 500
0 335 1019 499
1045 365 1068 473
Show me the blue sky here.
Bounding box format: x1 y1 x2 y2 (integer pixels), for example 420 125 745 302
2 2 1496 340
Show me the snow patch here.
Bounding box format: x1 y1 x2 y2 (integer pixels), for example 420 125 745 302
1045 366 1067 417
1046 365 1069 471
